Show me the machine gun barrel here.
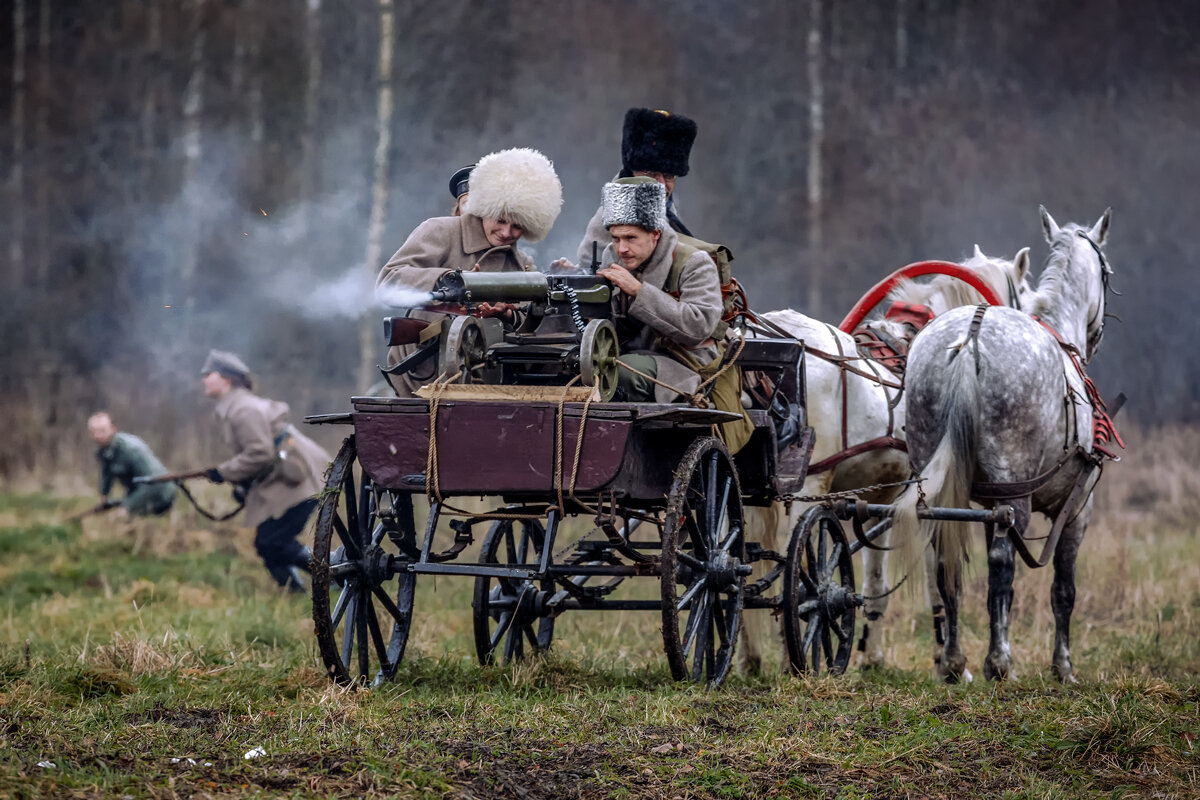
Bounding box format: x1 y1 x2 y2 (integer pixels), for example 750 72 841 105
431 270 550 304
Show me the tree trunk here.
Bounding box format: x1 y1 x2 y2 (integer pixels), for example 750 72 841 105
806 0 825 314
34 0 50 289
179 0 208 343
895 0 908 74
297 0 323 236
358 0 395 392
10 0 27 281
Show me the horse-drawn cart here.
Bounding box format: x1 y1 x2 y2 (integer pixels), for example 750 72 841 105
304 259 1031 688
305 329 834 688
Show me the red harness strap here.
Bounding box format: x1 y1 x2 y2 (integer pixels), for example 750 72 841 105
1034 316 1125 460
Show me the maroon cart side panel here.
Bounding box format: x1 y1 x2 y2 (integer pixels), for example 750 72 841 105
353 402 632 494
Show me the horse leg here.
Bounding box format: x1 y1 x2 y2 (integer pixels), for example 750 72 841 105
1051 498 1091 683
935 555 969 682
857 525 889 670
983 498 1028 681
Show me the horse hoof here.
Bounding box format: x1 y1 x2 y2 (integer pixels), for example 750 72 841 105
983 659 1011 682
1052 663 1077 684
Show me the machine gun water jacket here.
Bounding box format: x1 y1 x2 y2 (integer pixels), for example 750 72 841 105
603 225 722 403
377 213 534 396
213 387 331 528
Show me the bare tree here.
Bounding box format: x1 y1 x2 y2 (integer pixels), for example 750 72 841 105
806 0 825 313
297 0 323 236
141 0 162 203
10 0 27 279
358 0 396 391
34 0 50 289
178 0 208 341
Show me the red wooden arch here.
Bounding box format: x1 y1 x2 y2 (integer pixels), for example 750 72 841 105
838 260 1006 333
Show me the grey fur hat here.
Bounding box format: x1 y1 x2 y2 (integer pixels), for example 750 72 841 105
200 349 253 389
602 176 667 231
462 148 563 242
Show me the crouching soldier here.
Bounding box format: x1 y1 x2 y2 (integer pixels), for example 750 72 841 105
596 177 723 403
87 412 176 517
200 350 331 593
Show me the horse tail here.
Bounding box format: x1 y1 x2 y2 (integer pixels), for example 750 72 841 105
893 337 979 592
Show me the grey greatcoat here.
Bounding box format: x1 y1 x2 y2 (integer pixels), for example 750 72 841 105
377 213 534 396
213 387 331 528
605 225 722 403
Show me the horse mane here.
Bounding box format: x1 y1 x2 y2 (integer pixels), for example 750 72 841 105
1026 224 1080 319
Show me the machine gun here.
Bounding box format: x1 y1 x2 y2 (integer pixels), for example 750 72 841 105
381 268 622 400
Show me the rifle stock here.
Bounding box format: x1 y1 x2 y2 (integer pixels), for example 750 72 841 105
65 499 121 522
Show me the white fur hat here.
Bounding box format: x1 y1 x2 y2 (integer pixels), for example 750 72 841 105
462 148 563 242
602 176 667 231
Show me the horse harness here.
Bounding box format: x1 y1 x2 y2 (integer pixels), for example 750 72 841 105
946 302 1125 568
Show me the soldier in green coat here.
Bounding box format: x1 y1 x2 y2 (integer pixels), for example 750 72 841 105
87 412 176 517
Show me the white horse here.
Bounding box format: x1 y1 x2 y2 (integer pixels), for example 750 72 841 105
893 207 1116 682
740 247 1031 674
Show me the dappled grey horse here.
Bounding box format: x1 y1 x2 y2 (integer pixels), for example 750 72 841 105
740 247 1031 674
893 207 1118 682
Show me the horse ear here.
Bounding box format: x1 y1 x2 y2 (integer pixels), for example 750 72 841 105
1090 207 1112 246
973 244 985 260
1013 246 1031 285
1039 205 1060 241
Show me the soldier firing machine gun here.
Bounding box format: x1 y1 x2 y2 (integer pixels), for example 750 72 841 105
381 248 622 400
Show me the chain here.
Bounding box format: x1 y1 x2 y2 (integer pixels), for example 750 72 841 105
775 476 922 505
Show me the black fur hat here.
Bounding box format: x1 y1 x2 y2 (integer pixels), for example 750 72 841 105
621 108 697 178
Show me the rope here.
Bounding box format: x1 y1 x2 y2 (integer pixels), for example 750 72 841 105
175 481 244 522
424 370 461 505
614 332 749 408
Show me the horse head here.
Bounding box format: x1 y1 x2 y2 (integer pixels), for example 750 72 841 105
1037 206 1114 363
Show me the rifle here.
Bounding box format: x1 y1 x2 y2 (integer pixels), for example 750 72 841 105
135 469 245 521
131 469 213 486
65 499 122 522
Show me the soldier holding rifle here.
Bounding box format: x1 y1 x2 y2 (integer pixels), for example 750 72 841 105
194 350 331 593
86 412 176 518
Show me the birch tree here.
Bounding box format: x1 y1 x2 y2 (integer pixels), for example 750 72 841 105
178 0 208 352
806 0 825 313
358 0 395 391
297 0 323 238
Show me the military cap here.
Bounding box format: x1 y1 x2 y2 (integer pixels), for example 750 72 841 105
200 349 253 388
602 176 667 232
622 108 698 178
449 165 474 199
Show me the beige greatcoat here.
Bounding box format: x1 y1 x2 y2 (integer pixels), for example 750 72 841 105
213 387 331 528
604 225 723 403
376 213 534 396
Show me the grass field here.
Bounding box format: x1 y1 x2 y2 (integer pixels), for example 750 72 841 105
2 425 1199 798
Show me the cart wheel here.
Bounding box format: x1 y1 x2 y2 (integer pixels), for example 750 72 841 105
660 437 745 688
783 505 857 676
312 435 417 687
443 316 487 382
579 319 620 401
472 519 555 665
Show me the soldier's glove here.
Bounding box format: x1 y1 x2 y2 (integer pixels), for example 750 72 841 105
206 468 225 484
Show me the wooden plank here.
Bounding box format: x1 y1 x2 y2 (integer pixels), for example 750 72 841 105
413 383 600 402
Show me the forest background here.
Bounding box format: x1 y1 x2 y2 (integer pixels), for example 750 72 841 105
2 0 1196 485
